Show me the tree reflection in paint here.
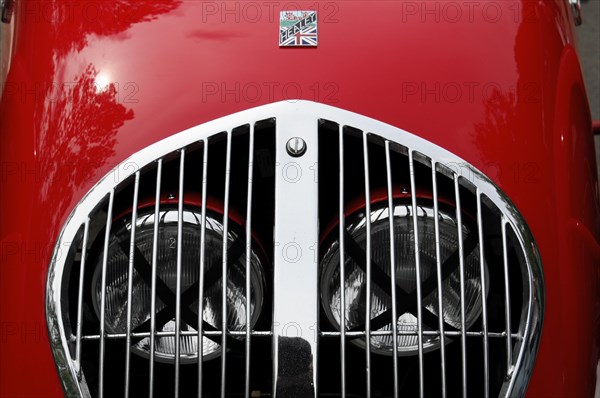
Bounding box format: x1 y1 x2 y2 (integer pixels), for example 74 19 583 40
40 64 134 198
472 7 542 189
34 1 181 227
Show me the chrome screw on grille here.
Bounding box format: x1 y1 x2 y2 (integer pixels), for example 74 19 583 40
286 137 307 157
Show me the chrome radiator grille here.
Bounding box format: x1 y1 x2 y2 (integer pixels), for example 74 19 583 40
47 101 543 397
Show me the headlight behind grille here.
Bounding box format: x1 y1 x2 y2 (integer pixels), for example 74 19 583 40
320 202 488 356
89 206 266 364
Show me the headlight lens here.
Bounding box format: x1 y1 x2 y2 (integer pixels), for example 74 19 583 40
91 206 266 363
320 202 488 356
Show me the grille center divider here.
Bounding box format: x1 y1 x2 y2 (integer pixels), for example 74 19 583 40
273 113 319 397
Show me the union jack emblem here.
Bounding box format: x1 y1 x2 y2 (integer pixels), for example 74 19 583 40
279 11 318 47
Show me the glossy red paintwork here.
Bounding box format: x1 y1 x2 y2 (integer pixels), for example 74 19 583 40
1 1 598 396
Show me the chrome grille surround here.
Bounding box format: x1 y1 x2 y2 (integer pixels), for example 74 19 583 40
46 100 544 397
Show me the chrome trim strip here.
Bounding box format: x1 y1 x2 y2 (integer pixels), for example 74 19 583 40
74 218 90 375
198 140 208 398
174 149 186 398
149 158 162 398
431 161 447 398
338 125 346 398
79 329 514 339
409 150 425 398
454 175 468 398
385 141 399 398
124 171 140 398
221 132 232 398
477 191 490 398
501 217 513 375
98 189 115 398
362 132 372 398
272 111 319 398
245 126 255 398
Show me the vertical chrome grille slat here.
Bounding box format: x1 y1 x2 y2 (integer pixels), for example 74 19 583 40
453 175 468 398
384 141 399 398
198 141 208 398
477 191 490 398
124 171 140 398
339 125 347 398
408 150 425 398
149 158 162 398
98 189 115 398
245 125 255 398
46 101 543 398
362 132 372 398
174 149 186 398
221 131 233 398
431 161 447 398
501 218 513 374
75 218 90 375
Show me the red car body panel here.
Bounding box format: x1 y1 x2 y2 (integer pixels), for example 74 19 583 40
0 0 598 396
